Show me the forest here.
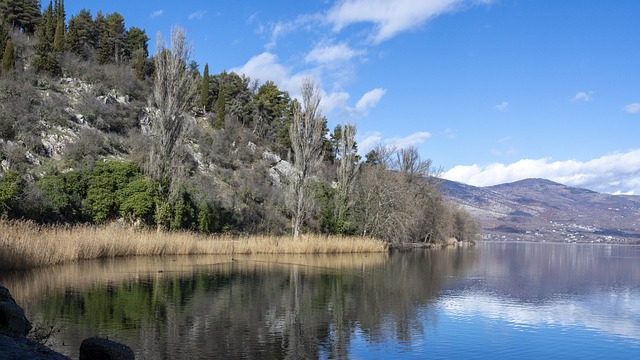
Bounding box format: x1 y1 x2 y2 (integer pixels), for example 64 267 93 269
0 0 479 245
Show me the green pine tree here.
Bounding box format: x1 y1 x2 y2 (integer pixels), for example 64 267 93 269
200 63 210 112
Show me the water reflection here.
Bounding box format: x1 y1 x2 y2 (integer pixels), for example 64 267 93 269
3 243 639 359
0 249 478 359
441 242 640 344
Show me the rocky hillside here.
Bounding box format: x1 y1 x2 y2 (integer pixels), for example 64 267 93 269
441 178 640 243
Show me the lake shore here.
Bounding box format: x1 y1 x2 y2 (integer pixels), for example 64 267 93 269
0 220 388 271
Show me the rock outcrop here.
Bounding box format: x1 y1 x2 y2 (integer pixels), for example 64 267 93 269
0 285 135 360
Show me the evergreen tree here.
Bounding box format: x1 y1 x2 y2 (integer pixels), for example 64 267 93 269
1 37 14 76
96 12 127 64
127 26 148 57
0 22 8 55
200 63 210 112
0 0 40 34
214 86 226 128
53 15 64 52
52 0 65 52
32 1 60 75
66 9 95 58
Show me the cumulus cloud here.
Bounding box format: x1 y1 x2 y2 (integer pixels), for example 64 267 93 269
325 0 481 43
305 42 363 64
357 131 431 155
495 101 509 112
188 10 207 20
232 52 306 97
233 52 351 114
623 103 640 114
573 91 593 102
386 131 432 149
150 10 163 18
353 88 386 114
357 132 383 154
443 149 640 194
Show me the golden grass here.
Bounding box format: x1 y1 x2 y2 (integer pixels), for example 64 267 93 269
0 220 387 270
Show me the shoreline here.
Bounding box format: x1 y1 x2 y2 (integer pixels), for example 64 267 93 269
0 220 388 271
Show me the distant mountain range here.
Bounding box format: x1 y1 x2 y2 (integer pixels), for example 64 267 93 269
440 178 640 244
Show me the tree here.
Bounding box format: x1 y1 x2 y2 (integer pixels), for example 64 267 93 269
1 37 14 76
53 14 64 52
252 80 290 137
97 12 126 64
334 123 359 234
214 73 226 128
127 26 148 57
147 25 198 205
32 2 60 75
0 0 40 33
66 9 95 58
200 63 209 112
288 78 325 238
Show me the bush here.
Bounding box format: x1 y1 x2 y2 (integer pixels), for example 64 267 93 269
0 170 22 217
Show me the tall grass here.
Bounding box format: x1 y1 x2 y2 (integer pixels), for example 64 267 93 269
0 221 387 270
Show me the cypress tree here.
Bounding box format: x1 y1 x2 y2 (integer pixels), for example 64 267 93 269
200 63 210 112
214 87 226 128
53 16 64 52
1 37 14 76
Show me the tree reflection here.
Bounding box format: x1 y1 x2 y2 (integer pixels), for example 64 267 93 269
2 250 478 359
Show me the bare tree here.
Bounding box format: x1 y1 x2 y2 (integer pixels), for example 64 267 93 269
289 78 324 238
147 26 198 200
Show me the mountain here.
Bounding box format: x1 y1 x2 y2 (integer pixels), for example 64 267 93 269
440 178 640 244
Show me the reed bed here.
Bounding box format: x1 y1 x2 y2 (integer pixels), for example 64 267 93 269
0 220 387 270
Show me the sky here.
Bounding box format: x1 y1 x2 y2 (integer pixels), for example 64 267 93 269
62 1 640 195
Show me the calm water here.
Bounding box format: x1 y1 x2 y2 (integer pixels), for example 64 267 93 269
1 242 639 359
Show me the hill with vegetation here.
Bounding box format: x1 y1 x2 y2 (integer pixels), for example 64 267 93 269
0 1 478 245
441 178 640 244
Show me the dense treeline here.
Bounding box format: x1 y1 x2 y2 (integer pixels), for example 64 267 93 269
0 2 478 244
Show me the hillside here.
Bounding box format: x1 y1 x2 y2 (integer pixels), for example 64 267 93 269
0 3 479 245
441 178 640 244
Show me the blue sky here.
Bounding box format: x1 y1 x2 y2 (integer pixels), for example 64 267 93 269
63 1 640 194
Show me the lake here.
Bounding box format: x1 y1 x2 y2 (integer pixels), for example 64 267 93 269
1 242 639 359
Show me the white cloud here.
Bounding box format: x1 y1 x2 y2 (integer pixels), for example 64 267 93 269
357 132 383 154
232 52 349 114
322 91 351 114
386 131 432 149
325 0 483 43
623 103 640 114
354 88 386 114
357 131 431 155
150 10 163 18
444 149 640 194
495 101 509 112
305 42 362 64
232 52 306 97
189 10 207 20
573 91 593 102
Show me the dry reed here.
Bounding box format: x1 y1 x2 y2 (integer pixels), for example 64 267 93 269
0 220 387 270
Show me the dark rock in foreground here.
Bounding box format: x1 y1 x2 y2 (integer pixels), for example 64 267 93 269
0 284 134 360
80 337 135 360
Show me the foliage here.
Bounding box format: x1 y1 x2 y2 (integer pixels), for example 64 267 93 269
1 37 13 76
0 170 21 216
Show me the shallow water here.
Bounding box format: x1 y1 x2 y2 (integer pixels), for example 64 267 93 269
1 243 639 359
